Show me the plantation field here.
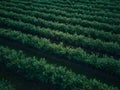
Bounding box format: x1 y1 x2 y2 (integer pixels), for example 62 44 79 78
0 0 120 90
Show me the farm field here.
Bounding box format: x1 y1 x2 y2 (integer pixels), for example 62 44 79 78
0 0 120 90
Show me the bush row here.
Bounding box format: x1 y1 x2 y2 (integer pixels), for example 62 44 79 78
1 2 120 34
0 14 120 58
69 0 119 5
51 0 120 13
0 46 118 90
0 6 119 44
1 0 120 25
0 28 120 76
4 3 120 34
27 2 119 20
12 0 120 15
25 0 120 18
67 0 120 11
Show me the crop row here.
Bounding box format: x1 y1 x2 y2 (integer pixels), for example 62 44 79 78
31 1 112 13
2 0 120 20
0 6 120 44
29 3 120 21
19 0 119 6
0 28 120 76
26 1 120 23
1 1 120 26
3 0 112 13
1 1 120 34
12 0 120 15
69 0 119 5
27 0 120 17
0 46 118 90
3 3 119 34
51 0 120 13
68 0 120 9
54 0 119 6
0 12 120 58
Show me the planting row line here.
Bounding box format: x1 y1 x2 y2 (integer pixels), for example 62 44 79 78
51 0 120 13
0 8 119 44
0 12 120 58
2 0 120 20
28 0 120 20
3 0 120 27
59 0 120 6
0 28 120 77
31 1 114 13
0 4 120 35
69 0 120 7
3 0 111 13
3 2 120 33
1 1 120 26
29 1 120 19
0 5 120 34
13 0 120 14
0 46 118 90
1 37 120 88
12 0 120 18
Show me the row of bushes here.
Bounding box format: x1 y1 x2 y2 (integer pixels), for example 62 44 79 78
67 0 120 11
70 0 119 5
51 0 120 13
0 28 120 77
4 2 120 34
0 14 120 58
30 1 110 12
14 0 120 16
1 0 120 25
27 2 119 19
0 6 119 44
3 0 112 13
1 1 120 34
0 46 119 90
25 0 120 19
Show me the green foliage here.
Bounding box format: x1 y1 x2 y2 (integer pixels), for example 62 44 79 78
0 79 15 90
1 1 119 41
0 12 120 57
0 46 118 90
0 0 120 89
0 28 120 76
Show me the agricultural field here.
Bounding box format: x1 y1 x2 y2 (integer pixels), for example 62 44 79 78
0 0 120 90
